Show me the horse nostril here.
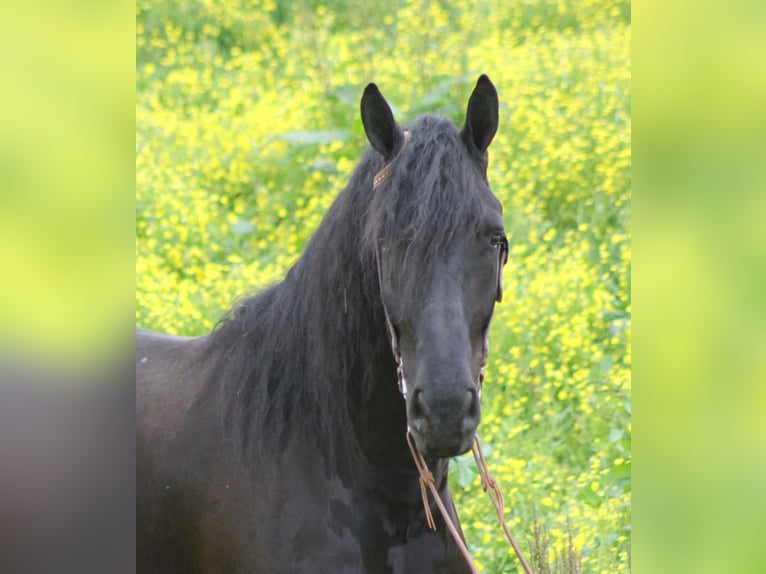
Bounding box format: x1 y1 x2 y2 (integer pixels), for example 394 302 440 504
465 388 479 419
410 389 429 434
411 389 426 419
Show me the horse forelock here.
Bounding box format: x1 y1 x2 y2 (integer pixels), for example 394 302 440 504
361 114 496 303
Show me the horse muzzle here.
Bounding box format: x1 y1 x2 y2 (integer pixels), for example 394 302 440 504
407 385 480 458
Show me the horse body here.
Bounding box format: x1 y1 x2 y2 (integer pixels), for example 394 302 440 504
137 318 469 573
137 76 504 573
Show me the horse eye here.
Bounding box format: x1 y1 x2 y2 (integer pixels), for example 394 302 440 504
489 233 507 248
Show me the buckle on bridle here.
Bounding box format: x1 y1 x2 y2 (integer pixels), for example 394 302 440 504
397 361 408 398
372 131 411 190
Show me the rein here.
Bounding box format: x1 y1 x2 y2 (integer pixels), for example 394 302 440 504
372 139 533 574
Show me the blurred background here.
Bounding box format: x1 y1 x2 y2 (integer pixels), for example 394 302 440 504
0 1 134 573
634 1 766 572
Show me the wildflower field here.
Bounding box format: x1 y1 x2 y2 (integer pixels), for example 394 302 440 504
136 0 630 571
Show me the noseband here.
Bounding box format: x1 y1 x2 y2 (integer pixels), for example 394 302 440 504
371 131 508 399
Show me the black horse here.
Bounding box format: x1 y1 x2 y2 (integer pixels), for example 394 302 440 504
137 75 507 573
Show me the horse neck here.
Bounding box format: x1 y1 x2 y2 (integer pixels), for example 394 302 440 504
293 194 416 473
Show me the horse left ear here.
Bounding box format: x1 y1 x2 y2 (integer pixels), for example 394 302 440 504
361 83 403 160
460 74 499 155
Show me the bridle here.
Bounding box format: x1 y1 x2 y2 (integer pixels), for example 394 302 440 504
372 130 509 401
371 132 532 574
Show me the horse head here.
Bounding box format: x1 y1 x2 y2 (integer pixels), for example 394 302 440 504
361 75 507 458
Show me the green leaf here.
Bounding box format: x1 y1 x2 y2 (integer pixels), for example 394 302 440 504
607 461 631 482
308 159 337 173
276 130 350 146
609 427 624 442
231 219 254 235
452 454 478 489
331 85 359 107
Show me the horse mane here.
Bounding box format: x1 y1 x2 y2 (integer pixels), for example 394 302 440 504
361 115 498 304
204 114 495 467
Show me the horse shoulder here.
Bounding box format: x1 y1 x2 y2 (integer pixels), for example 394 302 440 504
136 328 211 444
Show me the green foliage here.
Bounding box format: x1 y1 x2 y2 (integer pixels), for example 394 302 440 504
136 1 630 571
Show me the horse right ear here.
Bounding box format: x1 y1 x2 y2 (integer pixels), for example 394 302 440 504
361 83 403 159
460 74 499 155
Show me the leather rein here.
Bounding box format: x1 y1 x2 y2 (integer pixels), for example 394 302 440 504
372 133 533 574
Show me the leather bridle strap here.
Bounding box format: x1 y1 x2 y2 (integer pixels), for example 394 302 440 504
375 248 408 398
373 131 410 190
406 431 533 574
372 130 411 397
407 432 480 574
471 436 534 574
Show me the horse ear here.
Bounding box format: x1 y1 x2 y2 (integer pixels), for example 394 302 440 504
361 83 403 159
460 74 499 154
